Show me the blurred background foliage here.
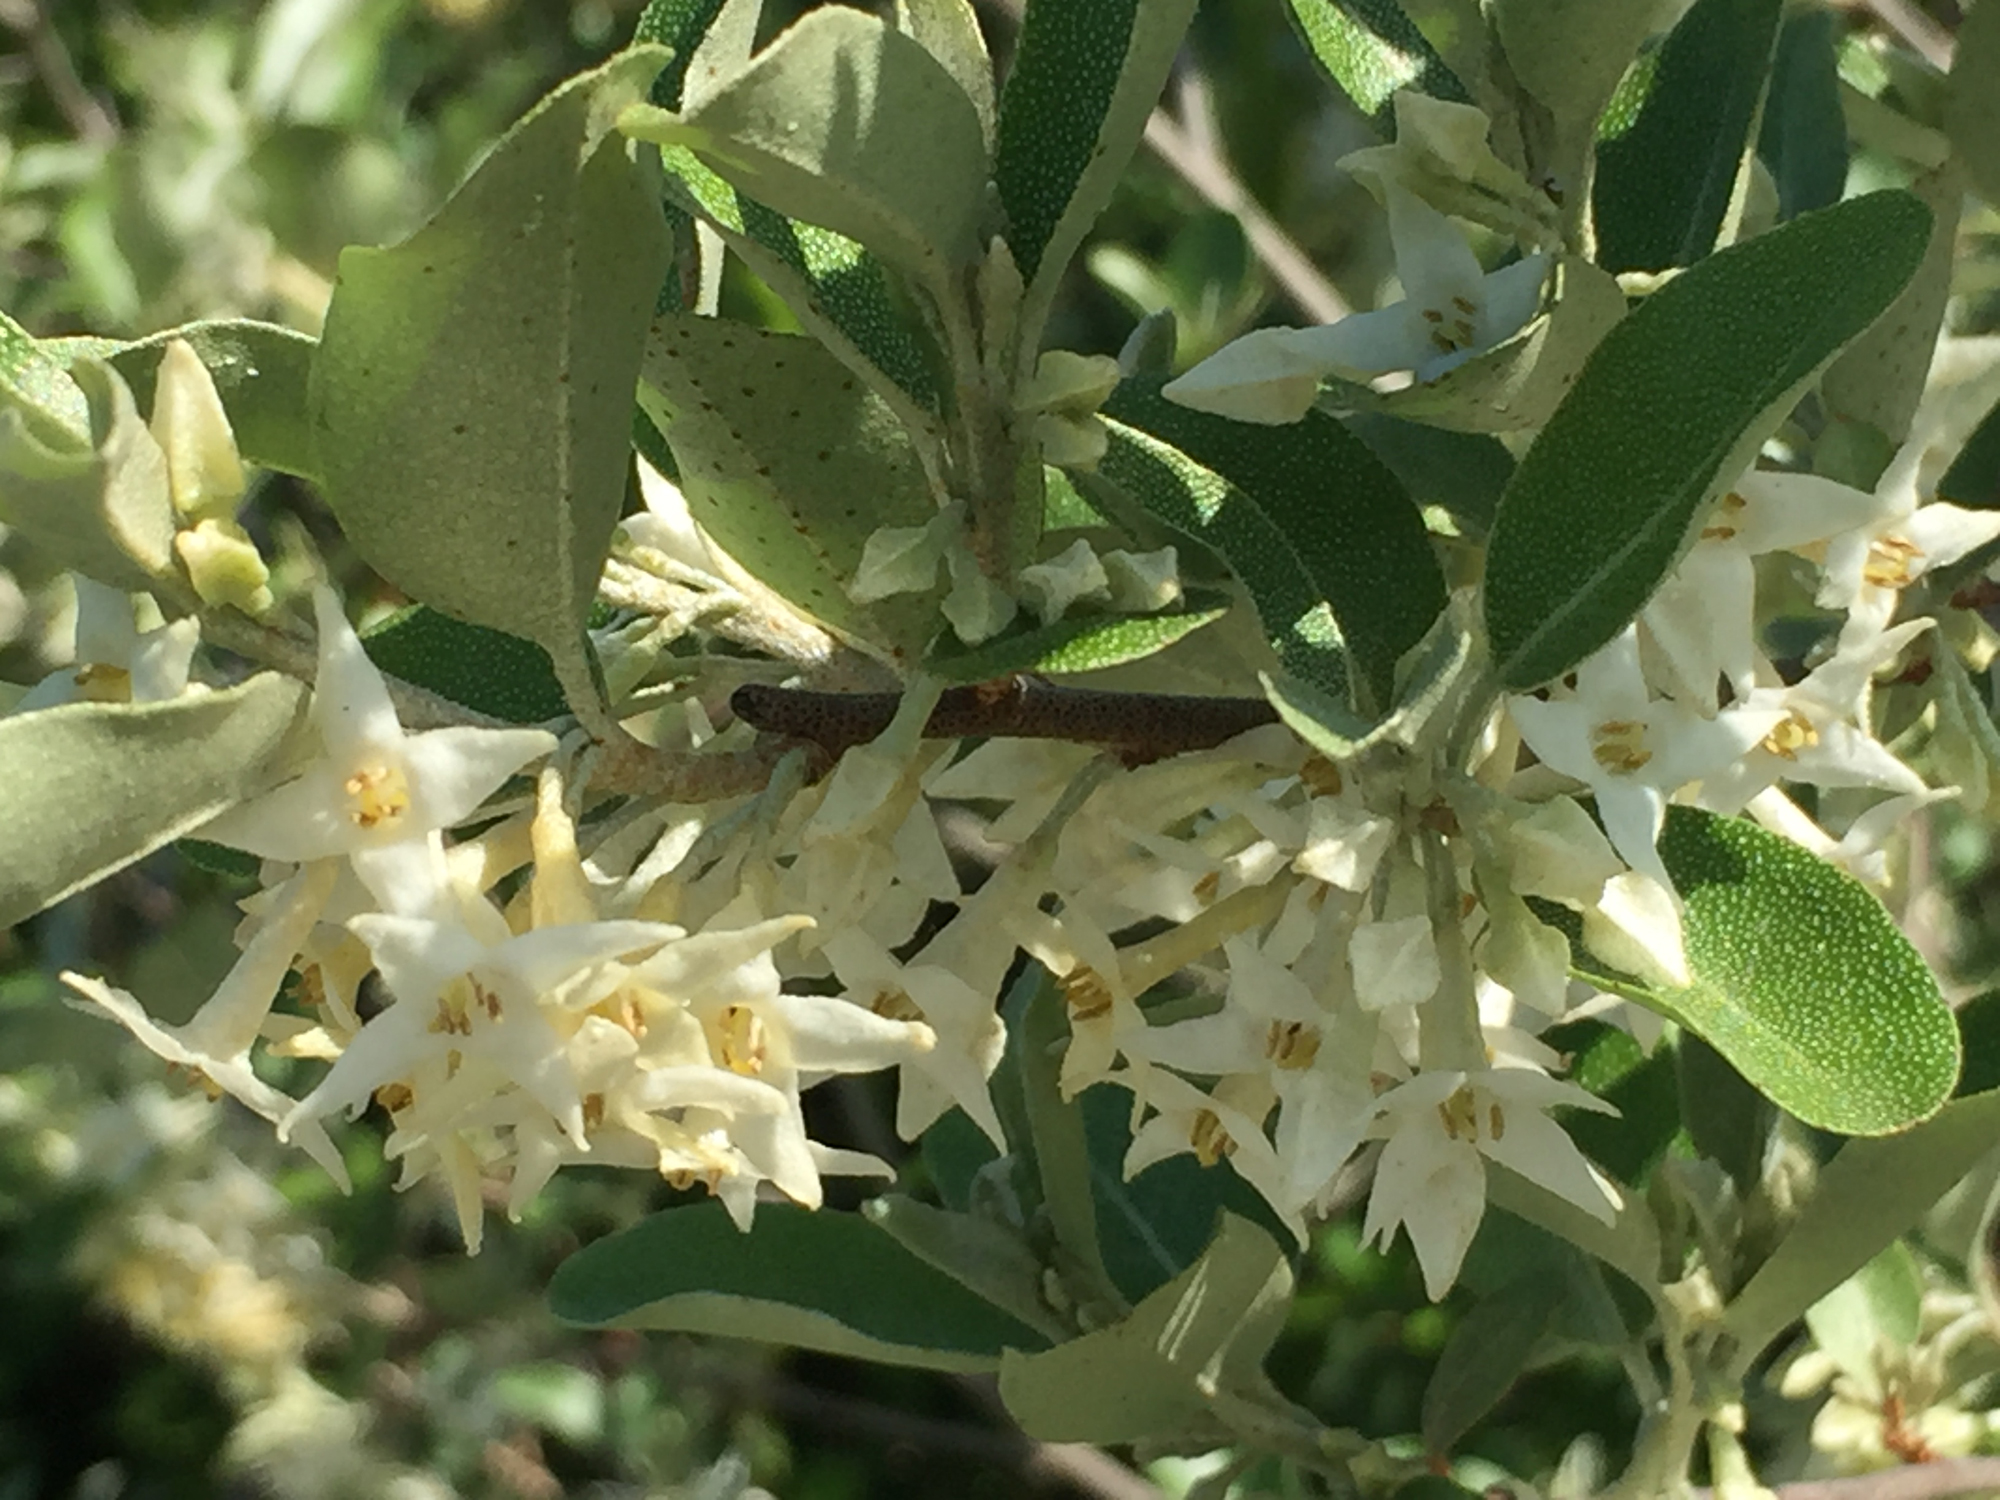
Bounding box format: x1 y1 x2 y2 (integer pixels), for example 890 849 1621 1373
0 0 1989 1496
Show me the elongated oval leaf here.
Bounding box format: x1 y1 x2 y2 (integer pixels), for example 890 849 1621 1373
361 607 567 725
1756 10 1848 222
1283 0 1472 123
1484 190 1932 690
1106 378 1443 708
0 674 308 928
1721 1089 2000 1376
1563 806 1956 1136
1944 0 2000 209
1089 417 1352 702
632 0 729 109
1593 0 1784 274
995 0 1200 334
547 1201 1050 1371
639 312 937 662
309 49 672 706
924 601 1228 684
622 7 987 294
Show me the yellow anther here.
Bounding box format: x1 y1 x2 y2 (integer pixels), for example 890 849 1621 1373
1863 534 1922 590
1192 870 1221 906
870 988 925 1024
718 1004 768 1076
1763 713 1818 760
582 1093 606 1131
1189 1108 1237 1166
1266 1020 1321 1070
344 760 412 830
1591 719 1652 773
74 663 132 702
375 1082 414 1114
1060 966 1115 1022
1300 755 1344 797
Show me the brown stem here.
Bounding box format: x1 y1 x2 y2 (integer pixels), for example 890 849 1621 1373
730 677 1277 766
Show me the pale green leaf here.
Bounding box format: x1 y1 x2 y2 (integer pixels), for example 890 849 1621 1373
0 674 309 928
1722 1090 2000 1376
548 1201 1049 1371
1562 807 1957 1137
0 359 178 593
0 307 88 447
48 320 320 481
864 1195 1069 1343
1491 0 1669 142
638 312 937 662
621 7 987 295
1944 0 2000 209
1485 1165 1663 1297
895 0 995 151
1803 1242 1923 1388
308 48 673 708
1483 191 1932 690
996 1214 1292 1444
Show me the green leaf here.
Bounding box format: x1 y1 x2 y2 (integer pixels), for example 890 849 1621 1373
1491 0 1667 149
1421 1272 1565 1455
548 1201 1050 1370
1677 1033 1772 1194
50 320 320 481
361 607 567 725
1341 411 1515 537
1104 379 1444 710
1543 1017 1682 1184
925 602 1228 684
1757 10 1848 222
0 674 308 928
1335 255 1628 436
994 0 1201 333
1956 990 2000 1098
1485 1164 1662 1298
638 312 936 661
0 359 178 593
309 49 672 710
621 7 987 296
1562 807 1957 1137
655 148 942 414
1483 191 1932 690
864 1195 1068 1343
1090 417 1351 702
1593 0 1784 275
895 0 995 151
1944 0 2000 210
1803 1242 1923 1386
0 307 89 446
632 0 728 108
1283 0 1472 123
1939 390 2000 512
1820 163 1965 447
997 1213 1291 1444
1721 1089 2000 1375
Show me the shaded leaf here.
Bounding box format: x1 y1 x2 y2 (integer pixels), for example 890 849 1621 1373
361 607 567 725
1422 1272 1565 1454
925 601 1228 684
1757 9 1848 222
1283 0 1471 124
548 1201 1050 1370
1945 0 2000 209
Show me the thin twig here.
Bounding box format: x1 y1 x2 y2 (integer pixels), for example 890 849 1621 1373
1697 1456 2000 1500
0 0 118 145
1144 74 1352 326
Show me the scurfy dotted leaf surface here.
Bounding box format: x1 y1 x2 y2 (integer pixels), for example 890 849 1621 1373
1569 807 1956 1136
1484 190 1931 690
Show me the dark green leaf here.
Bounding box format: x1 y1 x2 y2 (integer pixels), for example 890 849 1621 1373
361 607 567 725
1341 411 1515 537
1421 1272 1565 1454
1484 191 1932 690
1678 1033 1772 1194
548 1201 1050 1370
632 0 729 109
1543 1018 1682 1184
924 601 1228 684
1593 0 1784 274
1282 0 1471 123
995 0 1200 320
1105 379 1444 710
864 1195 1067 1342
1758 10 1848 221
1561 807 1957 1137
1955 990 2000 1098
